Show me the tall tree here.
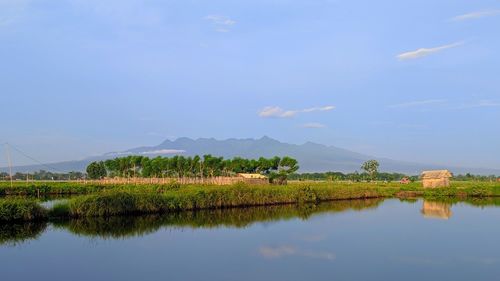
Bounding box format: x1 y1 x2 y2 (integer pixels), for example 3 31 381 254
86 161 107 179
361 160 379 181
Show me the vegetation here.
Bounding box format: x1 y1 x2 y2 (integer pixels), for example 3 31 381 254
88 155 299 180
288 171 413 181
0 180 500 222
86 161 107 179
0 199 47 221
0 182 109 196
0 170 85 181
361 160 380 181
289 171 500 182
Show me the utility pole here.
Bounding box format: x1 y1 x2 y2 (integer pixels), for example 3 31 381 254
4 143 13 188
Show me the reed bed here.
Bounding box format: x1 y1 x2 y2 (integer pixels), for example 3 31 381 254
0 199 47 221
0 181 499 221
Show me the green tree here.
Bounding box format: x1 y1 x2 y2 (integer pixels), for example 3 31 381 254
270 156 299 185
361 160 379 181
86 161 107 179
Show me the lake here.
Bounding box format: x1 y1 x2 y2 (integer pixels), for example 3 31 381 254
2 198 500 281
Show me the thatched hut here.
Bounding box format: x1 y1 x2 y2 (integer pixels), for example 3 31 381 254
421 170 452 188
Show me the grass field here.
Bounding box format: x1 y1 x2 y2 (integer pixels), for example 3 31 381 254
1 180 500 221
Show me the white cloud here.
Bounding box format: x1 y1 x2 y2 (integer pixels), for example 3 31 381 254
397 42 463 60
458 100 500 109
259 107 296 118
204 15 236 25
259 246 335 261
301 123 326 129
388 99 447 109
109 149 185 156
259 106 335 118
451 9 500 21
204 15 236 32
140 149 186 155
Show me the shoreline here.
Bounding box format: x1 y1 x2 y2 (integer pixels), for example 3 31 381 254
1 181 500 222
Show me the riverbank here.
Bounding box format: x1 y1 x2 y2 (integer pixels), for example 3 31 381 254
1 181 500 222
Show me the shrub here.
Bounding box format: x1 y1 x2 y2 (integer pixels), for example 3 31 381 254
0 199 47 221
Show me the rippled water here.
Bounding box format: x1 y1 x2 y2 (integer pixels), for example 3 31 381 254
2 198 500 281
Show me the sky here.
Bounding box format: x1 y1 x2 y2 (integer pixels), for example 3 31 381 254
0 0 499 169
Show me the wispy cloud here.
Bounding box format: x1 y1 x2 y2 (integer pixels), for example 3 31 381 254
204 15 236 32
451 9 500 21
204 15 236 25
388 99 447 109
140 149 185 155
259 246 335 261
397 42 463 60
109 149 185 156
301 123 327 129
458 100 500 109
259 106 335 118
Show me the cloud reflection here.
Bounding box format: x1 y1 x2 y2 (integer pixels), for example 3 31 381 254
259 245 335 261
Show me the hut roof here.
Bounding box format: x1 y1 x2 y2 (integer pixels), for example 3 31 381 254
421 170 452 179
237 173 267 179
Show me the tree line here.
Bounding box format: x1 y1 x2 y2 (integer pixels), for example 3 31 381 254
289 172 500 182
0 170 85 181
86 155 299 182
288 171 414 182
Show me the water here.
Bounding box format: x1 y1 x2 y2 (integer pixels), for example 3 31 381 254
2 198 500 281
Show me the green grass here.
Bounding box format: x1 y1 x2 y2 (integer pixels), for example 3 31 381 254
0 181 500 221
43 181 500 218
0 182 109 196
0 199 47 221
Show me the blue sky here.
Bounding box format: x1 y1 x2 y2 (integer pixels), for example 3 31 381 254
1 0 499 169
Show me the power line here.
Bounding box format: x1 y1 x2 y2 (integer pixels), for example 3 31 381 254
3 142 66 174
3 143 13 188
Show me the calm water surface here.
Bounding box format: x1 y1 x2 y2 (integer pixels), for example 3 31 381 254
2 198 500 281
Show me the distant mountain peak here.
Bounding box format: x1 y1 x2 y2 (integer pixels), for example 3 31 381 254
5 136 500 175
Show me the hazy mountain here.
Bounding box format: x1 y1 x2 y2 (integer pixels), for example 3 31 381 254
3 136 500 175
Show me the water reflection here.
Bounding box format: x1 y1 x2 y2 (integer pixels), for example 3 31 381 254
421 201 453 220
0 222 48 246
4 198 500 281
1 199 383 245
4 197 500 246
259 245 336 261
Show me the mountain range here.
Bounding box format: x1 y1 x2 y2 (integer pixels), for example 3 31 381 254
3 136 499 175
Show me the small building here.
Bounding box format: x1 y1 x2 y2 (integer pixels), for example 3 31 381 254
421 170 452 188
237 173 267 179
237 173 269 185
400 177 410 184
